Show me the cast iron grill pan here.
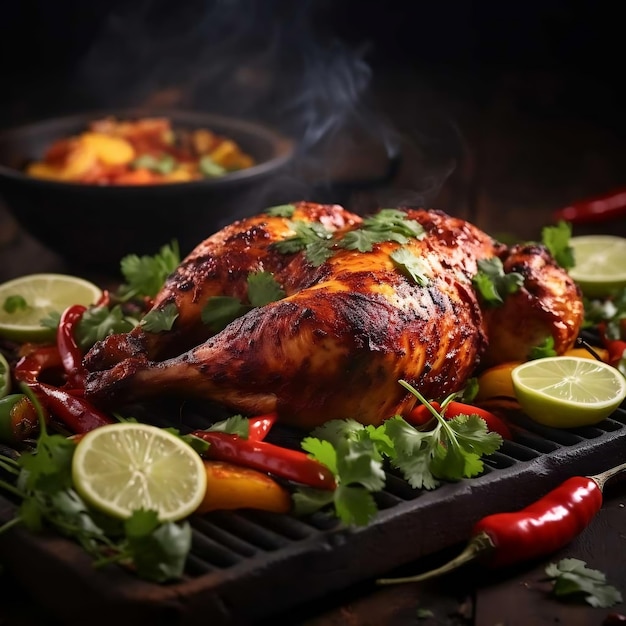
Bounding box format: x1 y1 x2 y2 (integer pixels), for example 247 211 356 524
1 400 625 626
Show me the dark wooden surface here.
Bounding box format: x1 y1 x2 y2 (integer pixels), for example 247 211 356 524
2 27 626 626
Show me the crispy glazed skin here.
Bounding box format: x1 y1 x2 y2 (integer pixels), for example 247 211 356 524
84 204 583 429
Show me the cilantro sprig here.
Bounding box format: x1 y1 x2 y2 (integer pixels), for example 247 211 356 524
545 558 622 608
541 220 574 270
201 270 286 332
272 220 336 266
0 385 191 583
472 257 524 306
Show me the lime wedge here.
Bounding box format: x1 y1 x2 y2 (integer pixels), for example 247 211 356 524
0 274 102 342
568 235 626 298
511 356 626 428
72 423 207 522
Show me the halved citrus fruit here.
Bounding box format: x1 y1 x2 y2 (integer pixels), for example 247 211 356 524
511 356 626 428
568 235 626 298
0 352 10 399
72 422 207 522
0 274 102 342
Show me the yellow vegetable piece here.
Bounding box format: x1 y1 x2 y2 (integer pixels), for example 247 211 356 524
475 361 521 401
196 461 292 514
563 346 610 362
26 162 63 180
80 132 135 166
60 144 98 180
163 168 194 183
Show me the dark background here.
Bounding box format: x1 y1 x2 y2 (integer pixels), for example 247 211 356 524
2 0 625 131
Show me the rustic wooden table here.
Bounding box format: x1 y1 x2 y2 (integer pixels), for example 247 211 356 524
1 65 626 625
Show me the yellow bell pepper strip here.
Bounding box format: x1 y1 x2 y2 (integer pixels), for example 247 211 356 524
196 460 292 514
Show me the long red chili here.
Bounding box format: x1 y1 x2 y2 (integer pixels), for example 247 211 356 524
14 346 63 384
377 462 626 585
28 382 115 434
247 413 278 441
189 430 337 491
554 187 626 224
56 304 87 388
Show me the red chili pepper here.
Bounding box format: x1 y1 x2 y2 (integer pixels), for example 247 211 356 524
14 346 63 384
95 290 111 308
377 462 625 585
57 304 87 388
189 430 337 491
28 382 115 434
554 187 626 224
406 400 512 440
248 413 277 441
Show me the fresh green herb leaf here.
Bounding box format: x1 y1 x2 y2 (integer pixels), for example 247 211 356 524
583 287 626 339
140 302 179 333
542 221 574 270
529 335 557 360
545 558 622 608
3 295 28 314
386 381 502 488
390 248 431 286
119 241 180 299
340 209 425 253
273 220 335 266
75 305 138 351
131 154 177 175
265 204 296 217
247 271 285 307
199 155 226 178
40 311 61 331
207 414 250 438
124 510 192 583
295 423 387 526
472 257 524 306
201 296 249 332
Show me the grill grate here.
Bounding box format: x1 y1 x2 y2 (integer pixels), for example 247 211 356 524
1 403 625 625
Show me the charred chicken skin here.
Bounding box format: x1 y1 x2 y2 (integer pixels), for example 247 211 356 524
84 203 583 430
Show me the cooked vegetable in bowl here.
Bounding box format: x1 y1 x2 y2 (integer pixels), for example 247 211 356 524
0 109 294 269
26 116 255 185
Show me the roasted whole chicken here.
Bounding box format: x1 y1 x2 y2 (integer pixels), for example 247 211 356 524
84 202 583 430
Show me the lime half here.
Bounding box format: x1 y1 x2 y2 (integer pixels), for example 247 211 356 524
0 352 10 399
568 235 626 298
0 274 102 342
512 356 626 428
72 422 207 522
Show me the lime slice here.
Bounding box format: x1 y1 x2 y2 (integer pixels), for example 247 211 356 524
72 423 207 522
568 235 626 298
511 356 626 428
0 274 102 342
0 352 11 399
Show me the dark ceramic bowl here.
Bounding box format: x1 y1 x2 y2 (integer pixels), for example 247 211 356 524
0 109 294 272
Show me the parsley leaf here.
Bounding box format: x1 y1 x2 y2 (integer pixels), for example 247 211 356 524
75 304 138 351
545 558 623 608
472 257 524 306
265 204 296 217
529 335 557 360
119 241 180 300
294 421 388 526
390 248 431 286
273 220 335 266
385 381 502 489
247 271 286 307
340 209 425 253
140 302 179 333
542 220 574 269
201 271 285 332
